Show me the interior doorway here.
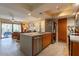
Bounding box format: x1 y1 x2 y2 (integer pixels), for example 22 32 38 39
58 18 67 43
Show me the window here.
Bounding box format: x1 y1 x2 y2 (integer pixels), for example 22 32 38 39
13 24 21 32
2 23 12 38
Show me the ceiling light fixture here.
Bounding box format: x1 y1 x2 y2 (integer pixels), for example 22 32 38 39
28 13 31 16
56 6 59 9
40 12 42 14
38 18 41 20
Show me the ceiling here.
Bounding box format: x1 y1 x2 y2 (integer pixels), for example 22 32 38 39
20 3 44 11
0 3 78 22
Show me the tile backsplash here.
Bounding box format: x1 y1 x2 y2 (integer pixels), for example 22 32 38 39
27 20 45 32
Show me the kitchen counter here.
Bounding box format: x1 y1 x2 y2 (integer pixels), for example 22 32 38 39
41 32 52 34
70 35 79 42
20 32 42 37
20 32 51 37
20 32 52 56
69 33 79 56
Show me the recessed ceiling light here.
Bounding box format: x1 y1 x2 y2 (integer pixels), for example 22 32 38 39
72 13 76 15
38 18 41 19
56 6 59 9
28 13 31 16
40 12 42 14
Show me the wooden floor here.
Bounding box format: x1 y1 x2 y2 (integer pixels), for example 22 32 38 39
0 38 69 56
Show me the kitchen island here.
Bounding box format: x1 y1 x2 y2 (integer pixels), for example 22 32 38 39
69 33 79 56
20 32 52 56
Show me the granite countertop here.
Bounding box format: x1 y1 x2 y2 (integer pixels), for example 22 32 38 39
20 32 42 36
40 32 51 34
20 32 51 37
70 35 79 42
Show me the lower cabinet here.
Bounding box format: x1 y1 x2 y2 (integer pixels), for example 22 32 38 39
20 33 52 56
32 33 51 55
70 41 79 56
42 33 51 49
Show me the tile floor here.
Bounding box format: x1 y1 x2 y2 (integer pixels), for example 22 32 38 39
0 38 24 56
0 38 69 56
38 42 69 56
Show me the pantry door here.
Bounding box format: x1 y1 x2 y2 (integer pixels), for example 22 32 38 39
58 18 67 43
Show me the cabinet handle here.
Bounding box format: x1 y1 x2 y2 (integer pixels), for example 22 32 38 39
34 37 41 39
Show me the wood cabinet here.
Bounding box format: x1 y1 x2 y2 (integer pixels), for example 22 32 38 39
70 41 79 56
33 33 51 55
42 33 51 49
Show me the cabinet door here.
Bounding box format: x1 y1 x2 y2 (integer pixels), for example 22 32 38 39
36 38 40 53
47 34 51 45
39 36 43 51
45 34 51 46
42 34 51 49
42 35 46 48
32 38 38 55
71 42 79 56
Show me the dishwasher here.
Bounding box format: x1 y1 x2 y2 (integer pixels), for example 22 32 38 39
33 35 42 55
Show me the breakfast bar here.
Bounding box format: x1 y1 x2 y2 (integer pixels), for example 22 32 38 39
20 32 52 56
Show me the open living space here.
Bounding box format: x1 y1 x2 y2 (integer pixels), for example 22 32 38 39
0 3 79 56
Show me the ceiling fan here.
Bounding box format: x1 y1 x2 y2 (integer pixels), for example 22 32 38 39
9 12 15 22
9 13 22 23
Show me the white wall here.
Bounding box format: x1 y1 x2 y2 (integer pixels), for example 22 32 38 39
56 19 58 43
0 21 2 39
67 17 75 35
40 20 45 32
